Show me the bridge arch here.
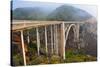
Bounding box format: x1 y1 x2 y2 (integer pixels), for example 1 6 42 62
64 24 78 59
65 24 77 45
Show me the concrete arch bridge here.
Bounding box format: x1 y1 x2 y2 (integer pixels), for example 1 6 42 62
12 20 83 65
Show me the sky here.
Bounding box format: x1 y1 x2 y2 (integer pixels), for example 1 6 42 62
12 0 97 18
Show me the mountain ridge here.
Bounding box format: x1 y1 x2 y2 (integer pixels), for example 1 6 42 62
12 5 93 21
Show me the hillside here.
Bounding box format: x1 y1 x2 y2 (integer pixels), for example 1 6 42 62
12 5 93 21
12 7 47 20
47 5 92 21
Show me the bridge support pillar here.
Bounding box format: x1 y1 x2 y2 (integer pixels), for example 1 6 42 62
76 24 80 49
20 30 26 66
51 25 53 54
45 26 48 54
60 22 65 60
36 27 40 56
27 31 30 44
54 25 56 54
55 24 58 55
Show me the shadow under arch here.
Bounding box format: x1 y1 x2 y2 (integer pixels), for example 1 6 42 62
65 24 77 44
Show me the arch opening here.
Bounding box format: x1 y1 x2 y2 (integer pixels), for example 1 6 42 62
64 24 78 59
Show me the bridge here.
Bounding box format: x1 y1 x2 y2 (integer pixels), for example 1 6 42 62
12 20 83 65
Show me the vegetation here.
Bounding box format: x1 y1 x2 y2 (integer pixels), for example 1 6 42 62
65 49 96 63
11 37 97 66
12 54 24 66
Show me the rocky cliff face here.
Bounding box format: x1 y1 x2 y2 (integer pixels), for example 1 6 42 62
79 17 97 57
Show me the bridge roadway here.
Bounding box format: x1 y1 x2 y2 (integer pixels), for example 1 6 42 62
12 20 83 31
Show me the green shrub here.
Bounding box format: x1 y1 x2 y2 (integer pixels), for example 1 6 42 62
83 55 97 61
65 49 97 63
50 55 61 64
12 54 23 66
27 42 37 56
29 55 48 65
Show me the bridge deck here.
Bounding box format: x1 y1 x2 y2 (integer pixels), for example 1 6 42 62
12 20 83 31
